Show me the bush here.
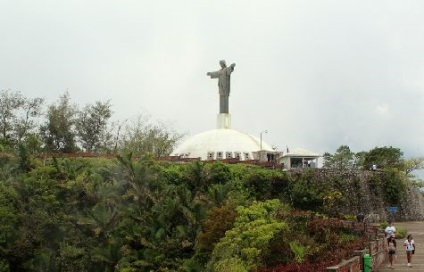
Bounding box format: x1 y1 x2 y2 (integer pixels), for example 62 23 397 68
395 226 407 239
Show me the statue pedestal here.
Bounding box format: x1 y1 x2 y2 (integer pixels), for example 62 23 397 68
217 113 231 129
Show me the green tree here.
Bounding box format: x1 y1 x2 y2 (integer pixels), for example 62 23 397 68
402 157 424 175
4 167 68 271
288 171 324 211
114 155 207 271
206 161 233 185
0 90 25 143
243 168 287 200
40 92 78 153
323 145 355 170
322 152 332 168
355 151 367 170
0 90 43 149
76 100 113 152
55 242 88 272
119 114 183 157
0 184 20 249
361 146 403 170
14 96 44 146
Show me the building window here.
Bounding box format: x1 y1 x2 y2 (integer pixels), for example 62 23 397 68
244 152 250 160
217 152 223 159
207 152 214 160
226 152 233 159
267 153 275 162
234 152 241 160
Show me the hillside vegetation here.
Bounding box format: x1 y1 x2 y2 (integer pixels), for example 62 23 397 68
0 153 423 272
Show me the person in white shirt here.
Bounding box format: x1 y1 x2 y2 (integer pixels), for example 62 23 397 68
384 221 397 244
404 234 415 267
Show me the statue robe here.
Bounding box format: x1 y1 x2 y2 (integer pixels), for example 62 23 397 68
207 65 235 113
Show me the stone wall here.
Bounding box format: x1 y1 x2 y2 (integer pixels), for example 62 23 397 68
289 169 424 221
400 185 424 220
368 237 386 271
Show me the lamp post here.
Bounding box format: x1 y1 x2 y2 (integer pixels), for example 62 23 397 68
260 130 268 151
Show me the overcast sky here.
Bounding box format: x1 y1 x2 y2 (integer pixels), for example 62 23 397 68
1 1 423 162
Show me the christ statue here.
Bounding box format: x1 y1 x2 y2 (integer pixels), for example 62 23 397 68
206 60 236 114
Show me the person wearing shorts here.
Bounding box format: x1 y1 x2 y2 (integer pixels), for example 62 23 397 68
404 234 415 267
387 235 397 269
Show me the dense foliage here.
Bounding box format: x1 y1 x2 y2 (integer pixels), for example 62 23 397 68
0 152 414 272
323 145 424 179
0 89 182 156
0 89 421 271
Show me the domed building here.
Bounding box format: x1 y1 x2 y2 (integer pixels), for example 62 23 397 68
171 59 281 162
172 127 276 161
171 59 320 166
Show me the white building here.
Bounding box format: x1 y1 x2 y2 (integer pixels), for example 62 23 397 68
276 148 322 170
171 66 321 166
172 114 280 162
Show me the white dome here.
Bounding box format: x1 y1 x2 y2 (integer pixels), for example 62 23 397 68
172 128 273 161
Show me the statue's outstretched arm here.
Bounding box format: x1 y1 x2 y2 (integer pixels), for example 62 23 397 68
207 71 220 78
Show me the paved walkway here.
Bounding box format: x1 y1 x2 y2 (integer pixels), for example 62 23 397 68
378 221 424 271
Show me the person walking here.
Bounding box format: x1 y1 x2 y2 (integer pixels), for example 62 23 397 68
404 234 415 267
387 235 397 269
385 221 397 244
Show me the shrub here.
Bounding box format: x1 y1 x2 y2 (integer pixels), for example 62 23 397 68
396 226 407 239
206 200 287 272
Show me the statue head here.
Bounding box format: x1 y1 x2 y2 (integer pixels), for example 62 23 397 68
219 60 227 68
